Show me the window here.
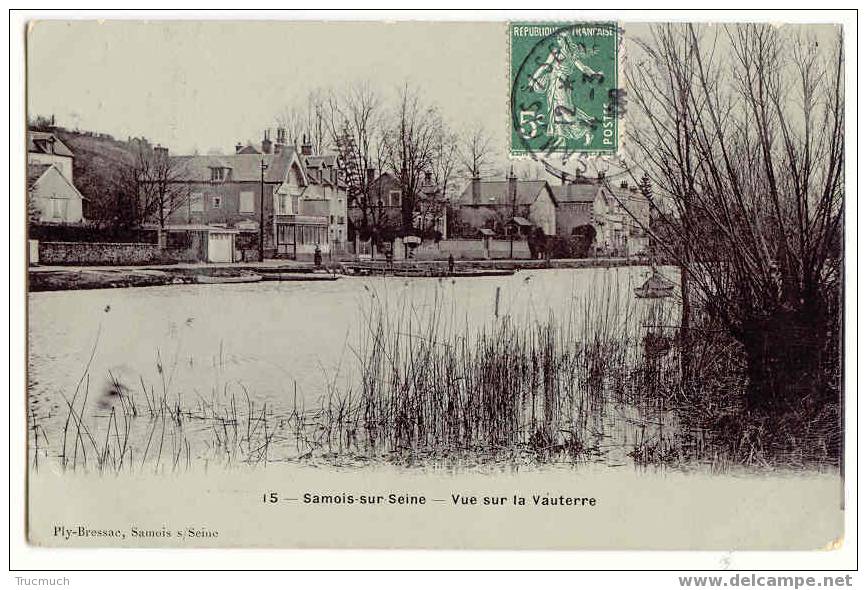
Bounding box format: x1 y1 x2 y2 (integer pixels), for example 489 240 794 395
51 196 65 219
279 195 291 215
210 167 226 182
388 190 401 207
337 216 344 224
240 191 254 213
212 195 222 209
190 193 204 212
277 224 294 245
296 225 328 245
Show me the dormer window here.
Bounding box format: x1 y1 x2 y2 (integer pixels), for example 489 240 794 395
210 167 229 182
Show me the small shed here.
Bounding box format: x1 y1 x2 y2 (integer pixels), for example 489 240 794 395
507 216 533 237
207 227 239 263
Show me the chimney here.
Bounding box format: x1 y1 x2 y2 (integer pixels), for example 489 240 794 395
261 130 272 154
154 144 169 158
235 142 243 154
274 127 287 155
471 175 481 204
301 134 313 156
508 165 517 206
620 180 628 189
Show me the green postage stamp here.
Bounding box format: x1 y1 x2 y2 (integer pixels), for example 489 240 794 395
510 22 620 157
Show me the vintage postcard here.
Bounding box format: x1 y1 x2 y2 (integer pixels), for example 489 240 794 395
23 16 848 552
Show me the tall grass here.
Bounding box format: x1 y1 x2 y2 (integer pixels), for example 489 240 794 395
287 272 694 466
31 269 840 473
43 350 278 475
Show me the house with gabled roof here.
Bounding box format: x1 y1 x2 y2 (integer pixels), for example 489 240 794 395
550 173 651 256
27 130 86 224
592 177 651 256
28 131 75 183
28 162 86 224
347 170 448 256
163 130 331 261
454 171 558 237
550 180 598 237
303 151 349 253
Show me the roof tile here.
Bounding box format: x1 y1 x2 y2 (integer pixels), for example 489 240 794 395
458 179 550 206
171 147 297 183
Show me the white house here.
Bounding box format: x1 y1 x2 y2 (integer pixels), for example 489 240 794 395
591 180 650 257
303 152 349 254
28 131 75 183
28 163 86 224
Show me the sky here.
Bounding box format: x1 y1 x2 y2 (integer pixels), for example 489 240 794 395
27 19 842 184
27 20 510 157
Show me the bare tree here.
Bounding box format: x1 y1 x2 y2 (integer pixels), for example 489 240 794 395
382 84 443 233
430 123 459 198
324 81 398 246
515 161 541 180
626 23 844 411
109 155 146 231
415 122 459 237
276 88 331 153
127 142 189 245
457 123 495 179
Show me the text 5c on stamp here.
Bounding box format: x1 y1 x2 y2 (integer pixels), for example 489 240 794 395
510 22 620 157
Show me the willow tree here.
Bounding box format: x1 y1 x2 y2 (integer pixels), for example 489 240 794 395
626 23 844 412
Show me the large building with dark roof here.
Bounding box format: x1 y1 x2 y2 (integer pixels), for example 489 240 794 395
551 174 651 256
549 181 598 236
453 170 651 257
164 130 346 261
454 172 558 237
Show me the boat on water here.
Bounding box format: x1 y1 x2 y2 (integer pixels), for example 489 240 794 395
196 274 263 285
634 268 675 299
449 268 515 278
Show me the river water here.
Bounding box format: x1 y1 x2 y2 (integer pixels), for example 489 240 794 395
28 266 674 468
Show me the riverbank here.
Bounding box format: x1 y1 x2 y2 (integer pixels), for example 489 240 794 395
27 262 332 292
27 257 648 292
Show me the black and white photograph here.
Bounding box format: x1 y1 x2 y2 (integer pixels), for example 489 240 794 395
10 9 856 571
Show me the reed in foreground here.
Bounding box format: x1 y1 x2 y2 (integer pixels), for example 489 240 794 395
32 272 840 473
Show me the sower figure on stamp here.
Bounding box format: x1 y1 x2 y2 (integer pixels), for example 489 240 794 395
528 32 604 146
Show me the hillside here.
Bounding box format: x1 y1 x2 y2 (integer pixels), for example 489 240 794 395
46 128 152 227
